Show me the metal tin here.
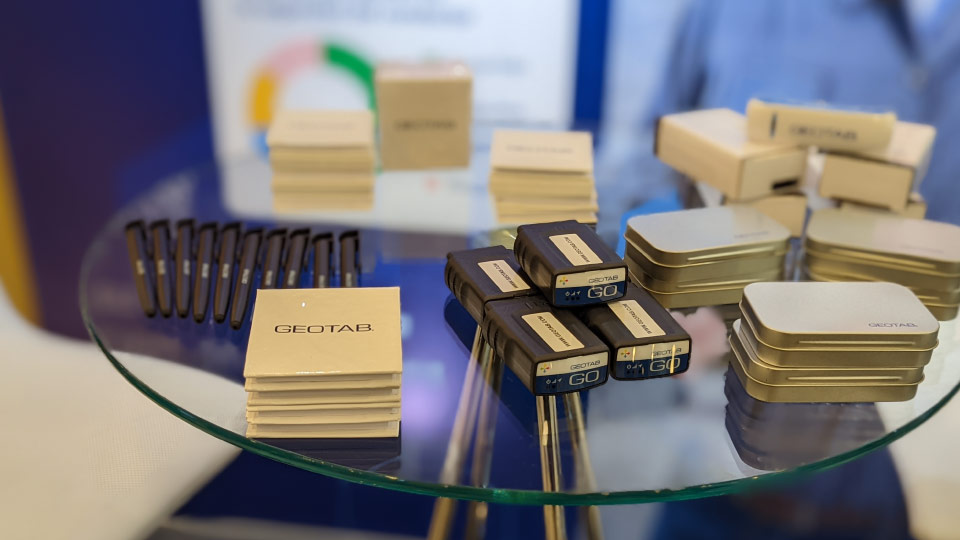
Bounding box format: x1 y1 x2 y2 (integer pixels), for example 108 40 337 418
631 271 748 308
802 263 960 305
625 240 786 282
804 249 960 291
624 206 790 266
737 312 935 368
740 282 940 350
628 259 782 293
733 320 926 384
806 208 960 274
728 330 921 403
926 303 959 321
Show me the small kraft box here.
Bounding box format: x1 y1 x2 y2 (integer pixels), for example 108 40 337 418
376 61 472 170
819 121 937 211
655 108 807 200
746 98 897 151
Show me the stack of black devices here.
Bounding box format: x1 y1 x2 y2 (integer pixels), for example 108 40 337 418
445 220 693 396
124 219 360 328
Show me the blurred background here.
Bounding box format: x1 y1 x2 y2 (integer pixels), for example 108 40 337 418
1 1 959 539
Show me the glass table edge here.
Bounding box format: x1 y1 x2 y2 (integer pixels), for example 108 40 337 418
80 311 960 505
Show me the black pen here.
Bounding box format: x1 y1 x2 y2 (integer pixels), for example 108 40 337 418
339 230 360 288
283 229 309 289
193 222 217 322
213 223 241 324
175 218 195 318
231 228 263 329
260 228 287 289
312 232 333 288
149 220 174 317
125 220 157 317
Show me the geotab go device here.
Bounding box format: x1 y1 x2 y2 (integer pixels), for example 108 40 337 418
579 284 691 380
444 246 537 323
482 296 609 395
514 220 626 307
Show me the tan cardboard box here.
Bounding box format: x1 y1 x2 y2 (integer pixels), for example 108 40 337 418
746 98 896 151
376 62 472 170
655 109 806 200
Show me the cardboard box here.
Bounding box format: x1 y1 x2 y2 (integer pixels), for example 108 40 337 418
746 98 896 151
725 192 808 237
819 121 936 211
376 61 472 170
840 193 927 219
655 109 807 200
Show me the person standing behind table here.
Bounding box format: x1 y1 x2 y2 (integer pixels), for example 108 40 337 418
634 0 960 226
634 1 960 539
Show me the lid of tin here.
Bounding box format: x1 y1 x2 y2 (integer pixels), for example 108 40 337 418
804 248 960 289
625 206 790 266
806 208 960 274
802 262 960 304
740 282 939 350
733 320 925 385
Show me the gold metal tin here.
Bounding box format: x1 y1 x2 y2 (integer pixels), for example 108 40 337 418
802 263 960 304
737 313 934 368
733 320 926 383
804 249 960 291
628 259 782 293
624 206 790 266
926 303 959 321
625 240 786 282
729 330 921 403
740 282 940 350
806 208 960 274
631 271 748 308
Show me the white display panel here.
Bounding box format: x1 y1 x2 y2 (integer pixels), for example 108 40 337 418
202 0 579 160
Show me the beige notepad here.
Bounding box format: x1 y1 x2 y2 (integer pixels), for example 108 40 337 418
246 401 401 412
243 287 402 379
267 109 374 149
271 171 375 191
246 420 400 439
273 192 374 212
245 374 401 392
376 61 472 170
247 406 400 425
655 108 807 200
490 130 593 173
247 387 402 406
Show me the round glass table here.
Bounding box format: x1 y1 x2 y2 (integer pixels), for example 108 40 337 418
80 158 960 506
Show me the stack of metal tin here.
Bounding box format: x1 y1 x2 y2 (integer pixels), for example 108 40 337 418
729 282 939 403
623 206 790 309
803 208 960 321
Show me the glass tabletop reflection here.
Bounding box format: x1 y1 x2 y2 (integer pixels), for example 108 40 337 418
79 159 960 505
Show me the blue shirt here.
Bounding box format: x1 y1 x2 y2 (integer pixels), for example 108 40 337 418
646 0 960 224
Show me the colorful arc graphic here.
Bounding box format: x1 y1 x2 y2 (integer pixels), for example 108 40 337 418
248 40 376 152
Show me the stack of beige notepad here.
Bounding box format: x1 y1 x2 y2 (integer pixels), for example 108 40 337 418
488 129 598 225
803 208 960 321
267 109 376 212
624 206 790 309
243 288 402 438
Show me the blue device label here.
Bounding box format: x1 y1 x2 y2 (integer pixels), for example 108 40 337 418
534 353 609 394
554 281 626 306
614 353 690 379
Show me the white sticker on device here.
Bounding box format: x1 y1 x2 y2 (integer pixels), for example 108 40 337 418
556 268 626 288
617 340 690 362
478 259 530 292
537 352 607 376
550 233 601 266
521 311 584 352
608 299 665 338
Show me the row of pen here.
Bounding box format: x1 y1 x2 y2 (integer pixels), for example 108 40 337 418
124 219 360 328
